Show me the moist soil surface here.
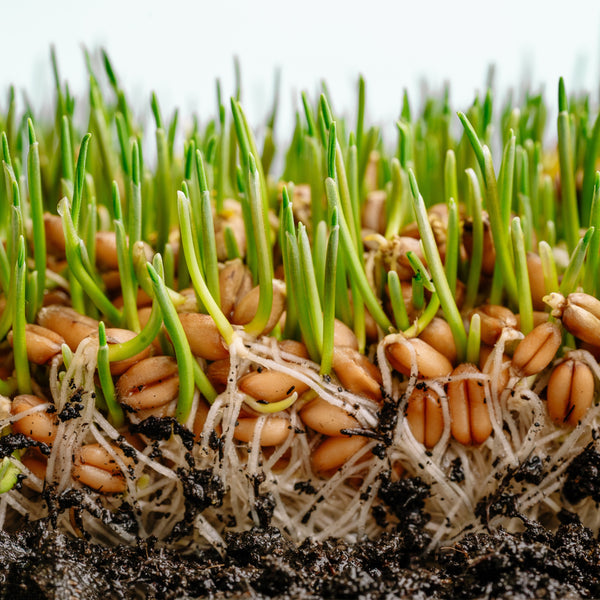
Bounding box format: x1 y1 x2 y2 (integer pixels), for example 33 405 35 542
1 517 599 599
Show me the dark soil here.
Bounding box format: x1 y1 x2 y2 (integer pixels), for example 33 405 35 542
1 515 599 599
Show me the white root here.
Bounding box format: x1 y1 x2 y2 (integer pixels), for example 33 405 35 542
1 321 598 550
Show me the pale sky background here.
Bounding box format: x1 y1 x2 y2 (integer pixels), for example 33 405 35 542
2 0 600 147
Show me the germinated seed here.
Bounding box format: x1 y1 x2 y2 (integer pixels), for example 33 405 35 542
278 339 310 359
333 319 359 350
362 189 387 233
11 395 57 445
231 280 286 336
546 358 594 427
311 435 368 475
526 252 547 311
179 312 229 361
447 363 492 445
511 322 562 377
233 416 290 446
116 356 180 411
21 450 48 480
206 358 230 393
43 213 66 255
405 387 444 448
219 258 253 318
386 337 453 379
239 369 309 402
215 199 247 261
418 317 457 365
559 292 600 347
95 231 119 271
37 305 99 352
332 347 382 401
479 346 510 394
299 397 359 436
8 324 65 365
72 443 131 494
471 304 518 347
97 327 153 375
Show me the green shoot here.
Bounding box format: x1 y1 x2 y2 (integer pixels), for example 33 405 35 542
408 169 467 361
97 322 125 428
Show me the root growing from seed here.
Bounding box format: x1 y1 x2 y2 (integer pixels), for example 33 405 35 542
2 321 599 550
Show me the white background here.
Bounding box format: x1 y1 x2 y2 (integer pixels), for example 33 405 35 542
3 0 600 143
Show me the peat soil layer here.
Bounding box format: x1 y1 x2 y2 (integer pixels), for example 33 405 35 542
1 503 599 599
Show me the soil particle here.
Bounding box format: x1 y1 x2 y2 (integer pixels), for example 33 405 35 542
177 467 224 512
449 457 465 483
0 433 51 458
563 444 600 505
57 401 84 422
130 416 195 450
514 455 544 485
